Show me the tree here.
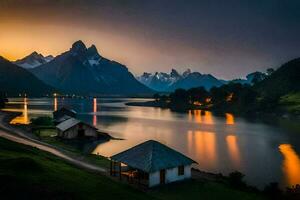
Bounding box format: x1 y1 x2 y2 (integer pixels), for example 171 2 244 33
153 93 161 102
187 87 208 104
169 89 190 111
0 93 8 108
263 182 282 200
266 68 275 76
228 171 246 188
31 116 53 127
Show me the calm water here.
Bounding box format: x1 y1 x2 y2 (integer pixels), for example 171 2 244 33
3 97 300 188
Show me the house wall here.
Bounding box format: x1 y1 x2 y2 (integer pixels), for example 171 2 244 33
149 165 191 187
57 123 97 139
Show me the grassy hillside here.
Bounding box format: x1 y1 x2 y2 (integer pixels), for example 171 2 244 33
255 58 300 98
0 137 265 200
279 92 300 115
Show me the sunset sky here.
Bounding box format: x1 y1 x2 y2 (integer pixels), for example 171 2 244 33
0 0 300 79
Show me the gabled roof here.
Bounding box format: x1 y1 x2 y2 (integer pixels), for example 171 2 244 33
53 107 76 115
54 114 72 123
56 118 97 132
111 140 197 173
56 118 81 132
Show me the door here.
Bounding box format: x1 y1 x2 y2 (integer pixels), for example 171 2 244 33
160 169 166 184
78 129 85 137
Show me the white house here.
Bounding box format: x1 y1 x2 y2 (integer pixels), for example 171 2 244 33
110 140 197 187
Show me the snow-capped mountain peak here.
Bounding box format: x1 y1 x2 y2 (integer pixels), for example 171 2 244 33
14 52 54 69
137 68 224 92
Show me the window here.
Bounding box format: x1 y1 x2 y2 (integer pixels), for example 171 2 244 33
178 165 184 176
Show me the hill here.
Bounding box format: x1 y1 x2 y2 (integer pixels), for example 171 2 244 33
0 57 55 96
0 137 265 200
255 58 300 98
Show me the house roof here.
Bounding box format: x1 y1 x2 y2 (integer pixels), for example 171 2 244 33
53 107 77 115
54 114 72 123
56 118 97 132
111 140 197 173
56 118 81 132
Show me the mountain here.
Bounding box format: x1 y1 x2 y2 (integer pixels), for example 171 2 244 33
231 71 267 85
14 52 54 69
30 41 152 95
0 56 55 96
168 72 223 91
137 69 223 92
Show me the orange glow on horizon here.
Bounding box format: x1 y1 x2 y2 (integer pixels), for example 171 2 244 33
279 144 300 186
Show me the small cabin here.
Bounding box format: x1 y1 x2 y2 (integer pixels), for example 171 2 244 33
53 107 77 124
110 140 197 187
56 118 98 139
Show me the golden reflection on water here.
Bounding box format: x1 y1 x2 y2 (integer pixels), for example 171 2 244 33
93 98 97 127
10 98 29 124
192 110 214 124
54 97 57 111
279 144 300 186
226 135 240 167
226 113 235 125
188 130 217 168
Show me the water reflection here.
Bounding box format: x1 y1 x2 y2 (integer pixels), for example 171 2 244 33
226 135 240 168
54 97 57 111
4 97 300 188
188 130 217 169
226 113 235 125
191 110 214 124
10 98 29 124
279 144 300 186
93 98 97 126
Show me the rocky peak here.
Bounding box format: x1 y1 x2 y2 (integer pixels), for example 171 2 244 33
183 69 191 77
70 40 87 54
87 45 100 59
170 69 181 78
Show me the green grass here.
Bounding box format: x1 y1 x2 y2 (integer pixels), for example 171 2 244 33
33 128 111 169
0 137 266 200
0 137 153 200
279 92 300 114
151 180 264 200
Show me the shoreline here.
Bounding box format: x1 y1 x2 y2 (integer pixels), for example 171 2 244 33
126 100 300 120
0 110 108 173
0 109 291 192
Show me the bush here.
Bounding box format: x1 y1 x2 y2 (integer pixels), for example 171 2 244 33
31 116 53 127
228 171 246 188
263 182 282 199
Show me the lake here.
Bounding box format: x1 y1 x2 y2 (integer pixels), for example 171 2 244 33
3 97 300 189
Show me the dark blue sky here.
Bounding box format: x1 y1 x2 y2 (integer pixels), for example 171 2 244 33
1 0 300 79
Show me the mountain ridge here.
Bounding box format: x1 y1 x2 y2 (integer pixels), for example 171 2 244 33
30 40 153 95
14 52 54 69
0 56 55 96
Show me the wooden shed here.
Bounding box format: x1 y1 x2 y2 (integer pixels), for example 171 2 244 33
56 118 98 139
110 140 197 187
